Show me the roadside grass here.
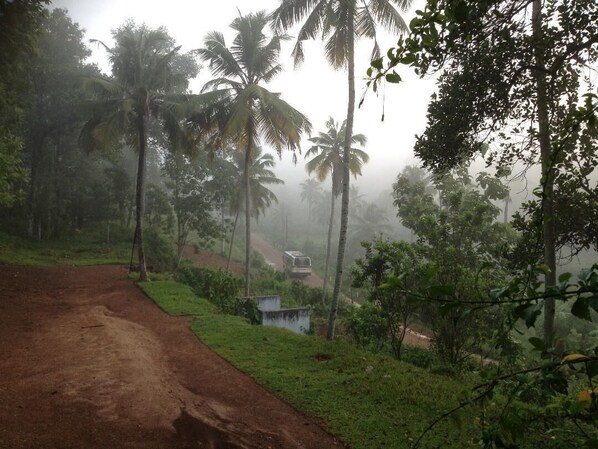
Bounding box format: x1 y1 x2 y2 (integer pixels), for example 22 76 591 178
140 280 474 449
0 230 129 266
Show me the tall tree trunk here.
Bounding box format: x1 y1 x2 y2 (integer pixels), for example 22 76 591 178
221 201 226 256
503 197 510 224
533 0 556 345
53 134 61 237
321 191 336 305
174 169 183 269
327 18 355 340
135 113 149 281
27 132 45 239
175 223 188 269
244 136 253 296
227 211 240 273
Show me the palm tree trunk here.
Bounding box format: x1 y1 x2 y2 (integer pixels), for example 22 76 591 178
135 113 149 281
227 211 239 273
327 17 355 340
175 173 183 268
221 201 226 256
244 138 253 296
532 0 556 345
321 192 336 305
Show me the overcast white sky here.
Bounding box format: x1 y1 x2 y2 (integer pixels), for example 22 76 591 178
51 0 435 200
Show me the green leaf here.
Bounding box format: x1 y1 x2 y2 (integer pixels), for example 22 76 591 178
528 337 545 351
514 302 542 328
558 272 572 283
409 18 423 33
385 73 401 83
571 298 592 321
401 53 415 65
536 264 551 275
371 58 384 70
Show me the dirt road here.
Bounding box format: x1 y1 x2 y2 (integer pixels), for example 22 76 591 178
251 233 324 289
0 265 345 449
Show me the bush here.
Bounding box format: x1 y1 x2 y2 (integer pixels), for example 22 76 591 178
235 298 261 324
401 345 438 369
145 229 176 272
175 265 242 314
345 303 387 351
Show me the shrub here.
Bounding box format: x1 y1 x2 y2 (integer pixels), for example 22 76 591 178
345 303 387 351
400 345 438 369
145 229 176 272
235 298 261 324
175 265 242 314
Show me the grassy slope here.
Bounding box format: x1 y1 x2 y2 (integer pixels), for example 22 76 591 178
141 281 474 449
0 231 129 266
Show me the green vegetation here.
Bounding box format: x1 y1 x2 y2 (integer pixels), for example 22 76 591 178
141 279 474 449
0 230 128 266
1 2 596 447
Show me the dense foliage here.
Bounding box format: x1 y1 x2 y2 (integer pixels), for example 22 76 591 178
366 1 598 446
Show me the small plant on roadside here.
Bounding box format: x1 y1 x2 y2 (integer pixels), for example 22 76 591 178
144 229 176 272
235 298 262 325
175 265 242 314
346 303 387 352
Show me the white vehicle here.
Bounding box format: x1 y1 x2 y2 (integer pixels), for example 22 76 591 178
282 251 312 277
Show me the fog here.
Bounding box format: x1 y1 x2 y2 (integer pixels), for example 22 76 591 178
43 0 598 270
52 0 434 201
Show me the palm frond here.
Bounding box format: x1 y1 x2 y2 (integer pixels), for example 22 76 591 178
252 85 311 153
323 2 352 69
356 6 381 60
368 0 410 34
351 133 367 146
269 0 323 34
198 31 248 83
81 75 126 97
290 0 329 67
201 77 242 92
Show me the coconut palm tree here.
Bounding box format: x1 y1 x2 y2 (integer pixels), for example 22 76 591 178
300 178 323 224
197 11 311 295
80 22 198 280
271 0 413 338
350 202 392 245
305 117 368 305
226 148 284 272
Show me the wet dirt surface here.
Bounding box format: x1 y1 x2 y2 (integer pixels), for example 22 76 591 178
0 265 346 449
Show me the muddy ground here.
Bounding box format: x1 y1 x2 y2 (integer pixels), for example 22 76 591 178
0 265 346 449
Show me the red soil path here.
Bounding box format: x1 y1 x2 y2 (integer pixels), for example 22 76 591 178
0 265 346 449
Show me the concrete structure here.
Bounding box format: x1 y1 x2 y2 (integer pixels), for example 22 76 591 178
251 295 281 312
241 295 310 335
261 308 310 335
